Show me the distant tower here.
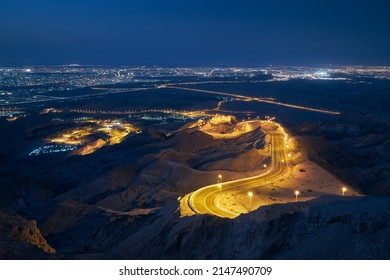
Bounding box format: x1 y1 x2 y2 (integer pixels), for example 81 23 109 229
117 71 121 78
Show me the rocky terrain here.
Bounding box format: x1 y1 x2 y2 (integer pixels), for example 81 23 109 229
0 116 270 258
0 209 55 259
1 79 389 260
2 110 389 260
4 194 390 259
112 195 390 260
296 112 390 195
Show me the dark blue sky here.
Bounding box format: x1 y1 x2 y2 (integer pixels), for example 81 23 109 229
1 0 390 66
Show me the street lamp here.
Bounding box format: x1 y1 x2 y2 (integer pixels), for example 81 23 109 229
248 191 253 210
295 190 300 202
342 187 347 196
263 164 267 185
218 183 222 207
218 174 222 183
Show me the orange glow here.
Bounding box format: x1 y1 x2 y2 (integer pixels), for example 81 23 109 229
48 119 138 155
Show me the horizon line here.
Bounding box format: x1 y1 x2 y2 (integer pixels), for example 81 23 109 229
1 63 390 68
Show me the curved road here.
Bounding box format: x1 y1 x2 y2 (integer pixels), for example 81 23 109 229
186 121 289 218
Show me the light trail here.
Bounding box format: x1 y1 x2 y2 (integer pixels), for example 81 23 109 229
69 108 212 117
2 88 148 106
168 86 341 115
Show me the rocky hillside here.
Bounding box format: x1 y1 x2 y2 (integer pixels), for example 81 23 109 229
112 196 390 259
1 111 389 259
296 112 390 195
0 120 269 259
0 209 55 259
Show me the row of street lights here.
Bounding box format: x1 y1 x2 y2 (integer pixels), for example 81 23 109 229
294 187 348 202
217 175 349 212
246 187 349 211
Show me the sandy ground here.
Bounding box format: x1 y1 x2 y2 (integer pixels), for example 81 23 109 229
216 160 360 216
180 146 361 218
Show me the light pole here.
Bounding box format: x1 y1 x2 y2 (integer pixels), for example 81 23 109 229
342 187 347 196
218 174 222 183
248 191 253 210
263 164 267 185
218 183 222 207
295 190 299 202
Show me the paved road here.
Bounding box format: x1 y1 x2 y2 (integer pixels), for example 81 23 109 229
187 120 288 218
168 86 340 115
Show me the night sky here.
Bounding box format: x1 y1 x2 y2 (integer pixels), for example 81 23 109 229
1 0 390 66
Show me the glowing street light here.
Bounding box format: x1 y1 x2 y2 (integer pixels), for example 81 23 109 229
218 174 222 183
248 191 253 210
342 187 347 196
263 164 267 184
218 183 222 207
295 190 300 202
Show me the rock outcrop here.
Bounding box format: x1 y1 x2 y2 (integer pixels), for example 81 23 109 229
0 209 55 259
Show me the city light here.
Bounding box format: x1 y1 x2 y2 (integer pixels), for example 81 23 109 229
342 187 347 196
29 144 78 156
248 191 253 210
218 174 222 183
46 119 137 155
295 190 300 202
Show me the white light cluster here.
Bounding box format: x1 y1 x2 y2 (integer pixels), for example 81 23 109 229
29 145 78 156
128 113 196 121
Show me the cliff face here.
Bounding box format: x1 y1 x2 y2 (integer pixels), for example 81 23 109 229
110 196 390 260
0 210 55 259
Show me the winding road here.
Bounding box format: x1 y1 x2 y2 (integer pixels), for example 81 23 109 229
186 120 289 218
